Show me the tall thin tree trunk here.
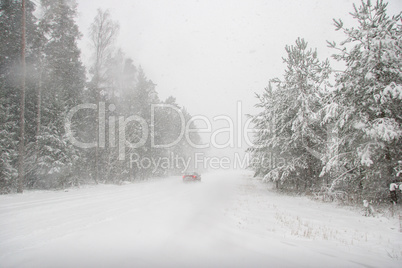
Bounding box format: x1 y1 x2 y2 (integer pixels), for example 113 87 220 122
36 67 42 146
93 68 100 184
17 0 26 193
95 82 99 184
89 9 119 184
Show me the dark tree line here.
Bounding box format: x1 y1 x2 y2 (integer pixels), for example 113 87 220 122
249 0 402 204
0 1 200 193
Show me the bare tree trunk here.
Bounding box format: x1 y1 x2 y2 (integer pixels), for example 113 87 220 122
36 67 42 147
17 0 26 193
95 78 99 184
89 9 119 184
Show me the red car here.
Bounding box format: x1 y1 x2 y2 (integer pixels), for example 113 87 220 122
182 172 201 182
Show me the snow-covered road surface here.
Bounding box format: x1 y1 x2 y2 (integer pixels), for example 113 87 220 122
0 170 401 267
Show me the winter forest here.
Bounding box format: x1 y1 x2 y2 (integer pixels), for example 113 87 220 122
1 0 402 206
248 0 402 204
0 0 202 193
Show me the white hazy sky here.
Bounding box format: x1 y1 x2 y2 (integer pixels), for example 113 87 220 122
75 0 401 153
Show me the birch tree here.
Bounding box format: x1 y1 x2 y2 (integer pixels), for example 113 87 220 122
88 9 119 183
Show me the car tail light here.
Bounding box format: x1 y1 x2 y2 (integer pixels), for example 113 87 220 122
193 175 196 178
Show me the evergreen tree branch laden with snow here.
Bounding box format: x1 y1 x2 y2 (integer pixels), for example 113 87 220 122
249 38 332 190
323 0 402 191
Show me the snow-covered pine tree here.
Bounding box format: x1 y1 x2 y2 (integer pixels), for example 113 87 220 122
32 0 86 188
0 0 40 192
323 0 402 198
0 91 18 193
122 67 158 180
250 38 331 190
248 83 277 180
151 96 181 175
99 55 138 183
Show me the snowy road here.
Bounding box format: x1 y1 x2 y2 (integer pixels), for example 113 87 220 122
0 171 401 267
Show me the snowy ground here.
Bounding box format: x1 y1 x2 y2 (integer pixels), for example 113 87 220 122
0 170 401 268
